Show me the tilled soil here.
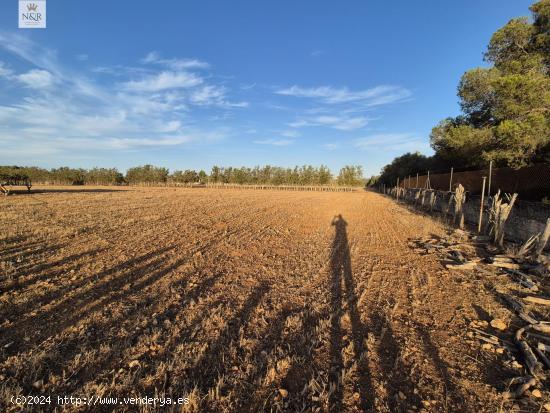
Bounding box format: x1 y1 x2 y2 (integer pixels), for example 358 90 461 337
0 187 538 412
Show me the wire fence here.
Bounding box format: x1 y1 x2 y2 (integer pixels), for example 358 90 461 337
398 163 550 201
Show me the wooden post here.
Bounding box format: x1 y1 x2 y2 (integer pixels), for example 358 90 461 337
449 167 454 192
535 218 550 256
487 160 493 198
416 172 419 188
396 177 400 200
478 177 486 233
408 175 411 188
426 170 431 190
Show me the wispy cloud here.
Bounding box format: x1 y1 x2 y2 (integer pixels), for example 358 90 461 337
190 85 248 108
0 61 12 77
275 83 411 133
310 50 325 57
142 51 210 70
17 69 54 89
253 138 294 146
290 115 370 131
122 71 202 92
280 129 301 138
276 84 411 105
0 32 242 158
353 133 429 152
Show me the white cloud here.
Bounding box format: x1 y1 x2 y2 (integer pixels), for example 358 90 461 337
142 51 210 70
276 83 411 133
122 71 203 92
190 85 248 108
275 84 411 105
190 85 225 105
17 69 54 89
290 115 369 131
76 54 88 61
253 138 294 146
0 32 60 76
280 130 300 138
157 120 182 133
310 50 325 57
0 33 242 159
0 61 12 77
353 133 430 152
315 115 369 130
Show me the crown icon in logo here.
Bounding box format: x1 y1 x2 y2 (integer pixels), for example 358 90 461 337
26 3 38 12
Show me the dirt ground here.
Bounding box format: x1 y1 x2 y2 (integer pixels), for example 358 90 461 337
0 187 546 412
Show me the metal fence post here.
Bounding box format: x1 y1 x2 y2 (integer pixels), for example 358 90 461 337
449 167 453 192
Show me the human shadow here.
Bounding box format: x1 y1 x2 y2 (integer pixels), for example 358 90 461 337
329 214 374 411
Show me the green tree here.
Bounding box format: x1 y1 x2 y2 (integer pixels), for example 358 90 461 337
378 152 432 186
126 165 169 184
429 0 550 169
337 165 364 187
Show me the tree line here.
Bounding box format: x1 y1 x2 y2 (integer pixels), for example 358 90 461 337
376 1 550 187
0 164 365 187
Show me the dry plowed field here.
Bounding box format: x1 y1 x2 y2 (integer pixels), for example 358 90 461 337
0 187 535 412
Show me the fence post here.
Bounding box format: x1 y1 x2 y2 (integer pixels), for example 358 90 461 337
396 177 400 200
478 177 486 233
487 160 493 198
449 167 453 192
416 172 419 188
426 170 431 190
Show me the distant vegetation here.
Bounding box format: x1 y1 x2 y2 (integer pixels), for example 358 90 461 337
0 164 365 187
376 0 550 186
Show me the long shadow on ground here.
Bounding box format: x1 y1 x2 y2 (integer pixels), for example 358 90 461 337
329 214 374 412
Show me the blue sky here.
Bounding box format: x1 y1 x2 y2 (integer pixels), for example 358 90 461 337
0 1 534 176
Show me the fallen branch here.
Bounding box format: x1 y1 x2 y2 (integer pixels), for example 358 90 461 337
515 325 544 379
526 332 550 344
523 296 550 306
504 269 538 291
446 262 477 270
470 327 514 349
490 261 520 270
534 346 550 369
503 376 537 399
517 234 540 258
501 295 539 324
